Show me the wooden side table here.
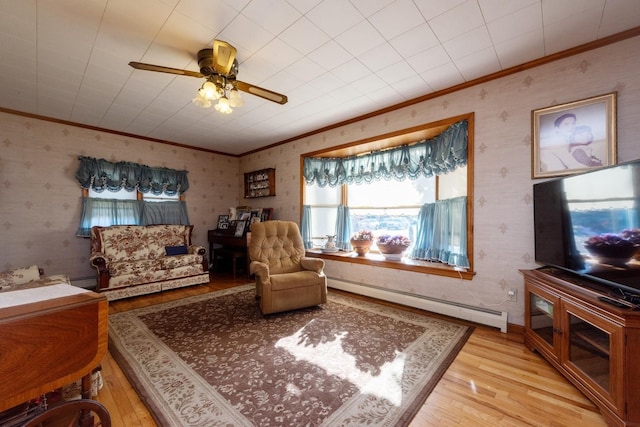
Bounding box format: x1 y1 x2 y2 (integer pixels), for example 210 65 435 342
0 283 108 414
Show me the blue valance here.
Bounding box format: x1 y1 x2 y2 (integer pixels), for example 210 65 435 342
303 120 467 187
75 156 189 196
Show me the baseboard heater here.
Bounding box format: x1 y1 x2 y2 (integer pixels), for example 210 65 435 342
328 278 508 333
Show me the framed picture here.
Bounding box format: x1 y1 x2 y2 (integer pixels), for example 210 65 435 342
261 208 273 222
217 214 229 229
234 220 246 237
531 93 616 179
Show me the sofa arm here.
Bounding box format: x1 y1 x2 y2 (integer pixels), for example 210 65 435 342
188 245 208 271
300 257 325 274
250 261 270 280
89 253 110 290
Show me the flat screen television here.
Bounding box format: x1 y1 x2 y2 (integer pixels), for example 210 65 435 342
533 159 640 296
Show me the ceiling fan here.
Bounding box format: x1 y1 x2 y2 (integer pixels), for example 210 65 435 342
129 40 287 113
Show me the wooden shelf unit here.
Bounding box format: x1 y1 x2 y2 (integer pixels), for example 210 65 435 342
244 168 275 198
523 268 640 427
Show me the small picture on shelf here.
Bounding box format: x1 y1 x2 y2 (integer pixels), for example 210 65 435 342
261 208 273 222
217 214 229 229
234 220 246 237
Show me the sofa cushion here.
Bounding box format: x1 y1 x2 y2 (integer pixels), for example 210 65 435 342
160 254 202 270
270 270 325 291
165 245 188 256
108 259 161 277
0 264 41 286
99 226 150 262
146 225 192 258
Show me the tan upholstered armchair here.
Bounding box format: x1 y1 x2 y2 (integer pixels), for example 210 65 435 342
249 220 327 314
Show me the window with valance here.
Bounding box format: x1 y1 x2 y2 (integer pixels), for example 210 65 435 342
301 116 473 277
74 156 190 236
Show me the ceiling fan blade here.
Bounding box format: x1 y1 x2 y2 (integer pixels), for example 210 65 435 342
128 62 203 78
235 81 288 105
213 40 237 76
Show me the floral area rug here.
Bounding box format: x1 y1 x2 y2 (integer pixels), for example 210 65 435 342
108 284 473 426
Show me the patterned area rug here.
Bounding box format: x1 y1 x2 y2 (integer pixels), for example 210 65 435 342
109 285 473 426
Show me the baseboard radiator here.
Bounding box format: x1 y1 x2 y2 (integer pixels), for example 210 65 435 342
328 278 508 333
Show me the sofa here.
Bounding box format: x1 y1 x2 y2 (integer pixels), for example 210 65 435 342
89 224 209 301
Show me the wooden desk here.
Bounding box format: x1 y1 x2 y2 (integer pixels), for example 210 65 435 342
0 284 108 412
208 229 250 278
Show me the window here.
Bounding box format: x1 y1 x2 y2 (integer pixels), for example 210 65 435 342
301 114 474 279
75 156 190 236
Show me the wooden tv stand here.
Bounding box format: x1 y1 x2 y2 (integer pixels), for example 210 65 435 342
523 268 640 427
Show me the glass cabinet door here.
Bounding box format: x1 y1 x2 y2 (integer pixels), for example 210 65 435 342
529 292 556 348
567 313 610 392
563 302 624 412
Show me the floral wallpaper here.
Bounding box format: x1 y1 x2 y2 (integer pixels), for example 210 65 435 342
0 118 239 281
240 36 640 326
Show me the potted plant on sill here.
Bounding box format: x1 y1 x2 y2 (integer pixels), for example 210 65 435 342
376 234 410 260
350 230 374 256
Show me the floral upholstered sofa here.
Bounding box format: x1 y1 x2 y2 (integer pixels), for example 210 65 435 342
89 224 209 300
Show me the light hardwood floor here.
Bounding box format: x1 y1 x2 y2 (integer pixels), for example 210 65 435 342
98 273 608 427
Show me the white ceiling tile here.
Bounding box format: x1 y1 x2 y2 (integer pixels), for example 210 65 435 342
285 56 326 82
413 0 468 21
218 14 273 58
368 0 425 40
428 0 485 42
389 23 440 58
392 74 433 99
541 0 605 27
478 0 539 22
543 7 603 54
419 62 464 91
376 61 418 84
358 42 403 72
305 0 364 38
336 20 385 57
286 0 324 15
599 0 640 37
486 3 542 44
0 0 36 41
331 59 372 83
349 73 388 94
307 40 353 71
443 26 492 60
174 0 238 32
454 47 502 80
406 45 451 74
350 0 396 17
278 17 330 55
493 28 544 69
242 1 301 35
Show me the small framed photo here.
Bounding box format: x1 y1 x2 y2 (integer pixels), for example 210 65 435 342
234 220 246 237
217 214 229 229
531 92 616 179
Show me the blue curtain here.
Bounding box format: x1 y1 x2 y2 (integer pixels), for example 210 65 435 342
301 205 313 249
142 201 190 225
303 120 467 187
77 199 190 237
410 196 469 268
75 156 189 196
335 205 351 250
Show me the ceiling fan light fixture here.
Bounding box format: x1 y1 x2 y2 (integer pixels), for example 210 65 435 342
229 88 243 108
192 91 212 108
215 96 233 114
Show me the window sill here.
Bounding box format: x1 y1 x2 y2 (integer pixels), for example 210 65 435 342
306 249 475 280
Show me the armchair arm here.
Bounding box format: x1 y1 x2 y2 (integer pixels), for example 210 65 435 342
300 257 325 274
250 261 270 281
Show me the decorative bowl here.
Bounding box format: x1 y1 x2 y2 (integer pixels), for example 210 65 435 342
584 234 638 265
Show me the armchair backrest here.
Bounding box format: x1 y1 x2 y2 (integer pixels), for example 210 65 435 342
249 221 306 274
